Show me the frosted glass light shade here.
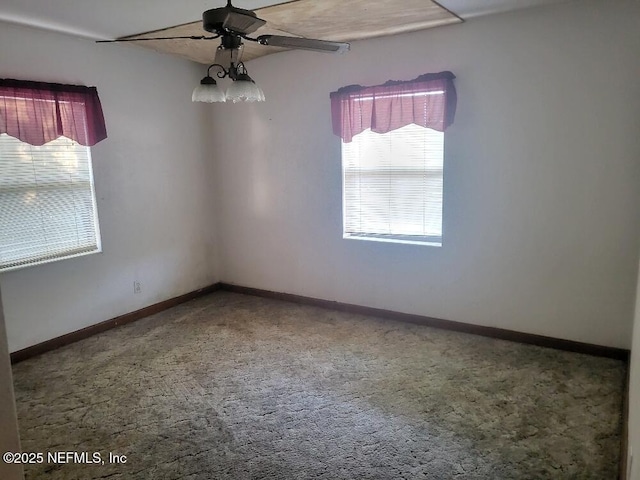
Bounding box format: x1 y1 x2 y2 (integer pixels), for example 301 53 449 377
192 80 226 103
225 79 265 103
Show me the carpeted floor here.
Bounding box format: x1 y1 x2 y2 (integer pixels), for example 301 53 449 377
12 292 625 479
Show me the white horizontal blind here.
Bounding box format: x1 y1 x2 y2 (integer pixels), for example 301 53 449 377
0 134 101 271
342 124 444 245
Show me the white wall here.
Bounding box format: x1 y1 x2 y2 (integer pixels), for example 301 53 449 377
0 22 220 352
629 262 640 478
0 291 23 479
212 0 640 348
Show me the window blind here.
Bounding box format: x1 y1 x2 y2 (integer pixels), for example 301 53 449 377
0 134 101 271
342 124 444 245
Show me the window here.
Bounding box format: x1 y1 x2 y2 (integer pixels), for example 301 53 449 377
330 72 456 247
0 134 101 271
0 79 107 272
342 124 444 246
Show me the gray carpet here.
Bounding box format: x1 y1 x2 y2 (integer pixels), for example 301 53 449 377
12 292 625 479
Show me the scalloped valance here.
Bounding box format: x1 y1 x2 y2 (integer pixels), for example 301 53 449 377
0 78 107 147
330 71 456 143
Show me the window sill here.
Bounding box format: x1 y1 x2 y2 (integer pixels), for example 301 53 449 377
0 247 102 273
343 234 442 247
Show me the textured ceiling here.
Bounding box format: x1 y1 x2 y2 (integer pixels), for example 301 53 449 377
0 0 576 63
0 0 574 40
124 0 462 64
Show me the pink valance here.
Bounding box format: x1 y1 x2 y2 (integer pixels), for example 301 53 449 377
0 78 107 147
330 71 457 143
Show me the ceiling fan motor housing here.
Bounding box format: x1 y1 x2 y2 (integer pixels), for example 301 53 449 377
203 6 266 35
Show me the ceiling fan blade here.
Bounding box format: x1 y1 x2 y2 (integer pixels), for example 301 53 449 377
257 35 350 54
222 12 266 35
96 35 220 43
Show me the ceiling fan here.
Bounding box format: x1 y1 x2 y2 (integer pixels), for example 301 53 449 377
97 0 351 103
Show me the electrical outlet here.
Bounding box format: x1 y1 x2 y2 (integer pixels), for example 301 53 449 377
133 281 142 294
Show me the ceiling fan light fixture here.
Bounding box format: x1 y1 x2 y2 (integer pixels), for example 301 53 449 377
192 76 226 103
225 73 265 103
